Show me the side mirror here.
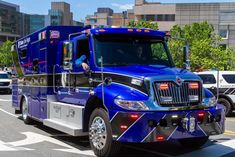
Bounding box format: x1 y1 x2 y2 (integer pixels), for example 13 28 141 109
183 45 190 70
63 42 73 70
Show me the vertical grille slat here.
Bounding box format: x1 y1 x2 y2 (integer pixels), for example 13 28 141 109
154 81 202 106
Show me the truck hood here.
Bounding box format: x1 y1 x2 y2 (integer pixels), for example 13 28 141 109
103 65 200 80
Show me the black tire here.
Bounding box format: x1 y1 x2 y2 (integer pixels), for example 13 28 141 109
14 109 21 114
179 136 209 148
21 98 32 124
218 98 232 116
89 108 120 157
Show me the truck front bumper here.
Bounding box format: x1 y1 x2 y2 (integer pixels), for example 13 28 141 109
110 104 225 143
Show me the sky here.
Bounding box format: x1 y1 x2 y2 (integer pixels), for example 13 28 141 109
3 0 235 21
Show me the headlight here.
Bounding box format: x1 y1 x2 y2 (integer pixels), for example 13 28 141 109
114 99 149 111
203 96 216 107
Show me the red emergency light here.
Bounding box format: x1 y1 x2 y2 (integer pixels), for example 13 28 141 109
159 83 169 90
129 114 139 120
189 82 199 89
156 135 165 141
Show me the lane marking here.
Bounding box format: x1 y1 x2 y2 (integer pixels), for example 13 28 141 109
224 133 235 136
226 119 235 123
225 130 235 134
8 132 95 156
177 139 235 157
0 98 11 102
0 108 19 118
224 130 235 136
0 107 94 155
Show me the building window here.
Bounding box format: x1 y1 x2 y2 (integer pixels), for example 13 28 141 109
156 14 175 21
157 15 163 21
219 30 228 39
146 15 155 21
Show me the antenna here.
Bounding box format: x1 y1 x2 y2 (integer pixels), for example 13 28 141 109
101 56 105 106
216 70 219 101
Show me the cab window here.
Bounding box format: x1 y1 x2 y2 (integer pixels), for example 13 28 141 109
198 74 216 84
222 74 235 83
76 39 90 62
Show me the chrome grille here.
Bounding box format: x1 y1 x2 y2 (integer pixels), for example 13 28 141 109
154 81 202 106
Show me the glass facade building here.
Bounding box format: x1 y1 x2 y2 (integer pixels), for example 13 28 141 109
29 15 45 33
48 9 63 26
0 0 20 42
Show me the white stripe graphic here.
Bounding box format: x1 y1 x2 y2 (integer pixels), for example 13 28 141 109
117 114 145 141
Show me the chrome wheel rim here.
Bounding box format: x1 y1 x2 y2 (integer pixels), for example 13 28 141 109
22 101 28 120
89 116 107 150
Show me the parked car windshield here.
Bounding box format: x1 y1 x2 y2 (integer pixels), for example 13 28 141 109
0 74 11 79
94 34 174 67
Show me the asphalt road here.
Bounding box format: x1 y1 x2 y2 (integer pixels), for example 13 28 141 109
0 94 235 157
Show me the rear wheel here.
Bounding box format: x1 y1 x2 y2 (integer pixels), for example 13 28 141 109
218 98 232 116
89 108 120 157
178 136 209 148
21 98 32 124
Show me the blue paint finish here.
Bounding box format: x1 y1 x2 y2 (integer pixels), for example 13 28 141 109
57 87 90 106
90 28 166 37
118 112 164 142
115 107 224 143
12 26 225 144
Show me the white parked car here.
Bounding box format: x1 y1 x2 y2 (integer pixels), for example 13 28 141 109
0 71 12 94
195 71 235 116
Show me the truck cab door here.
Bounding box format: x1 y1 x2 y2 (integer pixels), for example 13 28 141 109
55 41 73 96
56 36 91 105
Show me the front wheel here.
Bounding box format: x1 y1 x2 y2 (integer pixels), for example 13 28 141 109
218 98 232 116
89 108 120 157
178 136 209 148
21 98 32 124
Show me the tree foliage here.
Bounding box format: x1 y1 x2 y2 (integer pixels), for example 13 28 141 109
127 20 158 30
128 20 235 71
169 22 235 71
0 41 13 67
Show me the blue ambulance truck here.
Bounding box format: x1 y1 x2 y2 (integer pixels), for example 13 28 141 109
11 26 225 157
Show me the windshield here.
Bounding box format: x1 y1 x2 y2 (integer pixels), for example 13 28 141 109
0 74 10 79
94 34 174 67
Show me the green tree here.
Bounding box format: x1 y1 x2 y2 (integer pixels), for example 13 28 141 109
169 22 235 71
0 41 13 67
127 20 158 30
128 20 235 71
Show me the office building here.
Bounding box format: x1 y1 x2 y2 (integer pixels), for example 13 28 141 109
134 0 176 31
49 2 73 25
176 3 235 49
0 0 20 43
134 0 235 48
85 8 134 26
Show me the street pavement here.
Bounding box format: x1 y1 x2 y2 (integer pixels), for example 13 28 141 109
0 95 235 157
